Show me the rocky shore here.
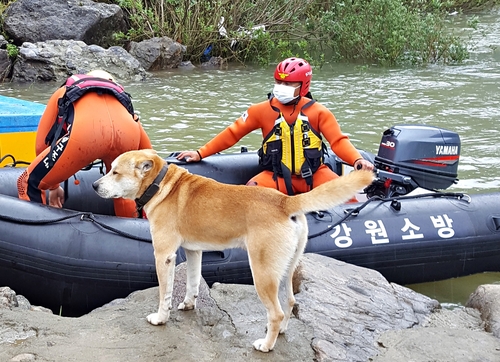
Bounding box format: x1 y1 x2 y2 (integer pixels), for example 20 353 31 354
1 254 499 361
0 0 227 83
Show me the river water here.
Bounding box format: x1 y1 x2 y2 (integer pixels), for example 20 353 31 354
1 10 500 306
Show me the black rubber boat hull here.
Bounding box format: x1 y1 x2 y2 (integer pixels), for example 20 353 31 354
1 152 500 316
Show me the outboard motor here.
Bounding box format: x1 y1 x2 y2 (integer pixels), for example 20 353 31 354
366 124 460 198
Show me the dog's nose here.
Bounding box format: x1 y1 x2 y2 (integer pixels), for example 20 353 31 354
92 181 99 191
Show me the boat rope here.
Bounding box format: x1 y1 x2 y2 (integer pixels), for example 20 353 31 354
0 211 87 225
0 154 30 167
82 213 152 243
0 211 153 243
1 155 105 171
1 190 469 244
307 191 470 239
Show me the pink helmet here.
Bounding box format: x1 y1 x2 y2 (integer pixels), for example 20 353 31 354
274 57 312 97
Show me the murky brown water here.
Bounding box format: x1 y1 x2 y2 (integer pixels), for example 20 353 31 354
1 10 500 306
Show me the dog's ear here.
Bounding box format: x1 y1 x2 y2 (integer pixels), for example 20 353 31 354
138 159 154 175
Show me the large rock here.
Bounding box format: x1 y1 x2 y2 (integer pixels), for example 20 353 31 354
11 40 147 83
467 284 500 338
127 36 186 71
293 255 439 361
3 0 127 48
0 50 10 81
1 0 189 82
1 254 500 361
0 36 10 81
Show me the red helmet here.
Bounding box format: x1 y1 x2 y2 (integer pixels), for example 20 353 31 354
274 57 312 97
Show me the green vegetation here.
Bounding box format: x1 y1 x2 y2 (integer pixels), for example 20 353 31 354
108 0 489 66
0 0 497 66
6 42 17 58
303 0 472 65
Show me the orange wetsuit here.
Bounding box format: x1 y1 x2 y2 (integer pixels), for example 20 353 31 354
17 86 152 217
198 97 363 195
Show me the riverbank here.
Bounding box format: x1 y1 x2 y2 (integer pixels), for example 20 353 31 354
1 254 500 361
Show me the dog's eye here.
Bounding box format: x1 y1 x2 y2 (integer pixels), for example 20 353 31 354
112 171 118 175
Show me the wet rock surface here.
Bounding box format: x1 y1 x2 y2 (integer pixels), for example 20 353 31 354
1 254 500 361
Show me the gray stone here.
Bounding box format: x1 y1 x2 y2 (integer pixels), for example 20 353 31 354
0 254 499 361
467 284 500 338
1 1 187 83
11 40 147 83
3 0 127 48
127 37 186 71
0 35 7 48
0 49 11 81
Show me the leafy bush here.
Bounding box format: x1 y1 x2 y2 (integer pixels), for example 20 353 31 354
6 42 17 59
0 0 488 65
109 0 475 66
305 0 470 65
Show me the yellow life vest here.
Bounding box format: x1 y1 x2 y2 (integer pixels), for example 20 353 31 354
258 99 326 194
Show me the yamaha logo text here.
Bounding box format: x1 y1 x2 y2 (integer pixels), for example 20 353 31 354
436 145 459 155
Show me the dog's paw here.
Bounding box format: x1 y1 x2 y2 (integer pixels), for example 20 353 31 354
178 301 195 311
146 313 167 325
253 339 272 353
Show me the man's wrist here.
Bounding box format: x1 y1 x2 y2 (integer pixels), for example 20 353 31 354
353 158 363 169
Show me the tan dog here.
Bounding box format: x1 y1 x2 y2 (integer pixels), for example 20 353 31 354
93 149 374 352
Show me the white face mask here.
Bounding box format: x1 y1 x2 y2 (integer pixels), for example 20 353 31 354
272 84 300 104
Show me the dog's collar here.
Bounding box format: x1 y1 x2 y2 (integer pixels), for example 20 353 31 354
135 163 169 215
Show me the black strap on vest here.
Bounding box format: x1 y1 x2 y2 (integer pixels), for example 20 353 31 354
135 164 169 217
44 77 136 168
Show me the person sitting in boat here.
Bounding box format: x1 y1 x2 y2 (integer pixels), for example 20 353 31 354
17 69 152 217
176 57 373 195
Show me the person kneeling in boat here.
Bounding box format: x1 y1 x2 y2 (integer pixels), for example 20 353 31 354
176 57 373 196
17 70 152 218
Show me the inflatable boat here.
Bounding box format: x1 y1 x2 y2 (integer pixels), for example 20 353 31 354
1 124 500 316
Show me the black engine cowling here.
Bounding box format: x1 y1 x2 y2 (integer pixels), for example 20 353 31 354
366 124 460 198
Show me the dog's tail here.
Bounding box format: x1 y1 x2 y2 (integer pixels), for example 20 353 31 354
284 170 375 216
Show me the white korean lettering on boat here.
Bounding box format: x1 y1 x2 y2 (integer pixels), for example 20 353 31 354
329 223 353 248
365 220 389 244
401 218 424 240
430 214 455 238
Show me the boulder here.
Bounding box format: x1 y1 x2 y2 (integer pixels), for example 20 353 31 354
127 37 186 71
1 254 500 361
11 40 147 83
466 284 500 338
3 0 127 48
0 36 11 81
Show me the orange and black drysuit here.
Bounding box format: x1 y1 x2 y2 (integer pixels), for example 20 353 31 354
198 96 363 195
17 75 152 217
